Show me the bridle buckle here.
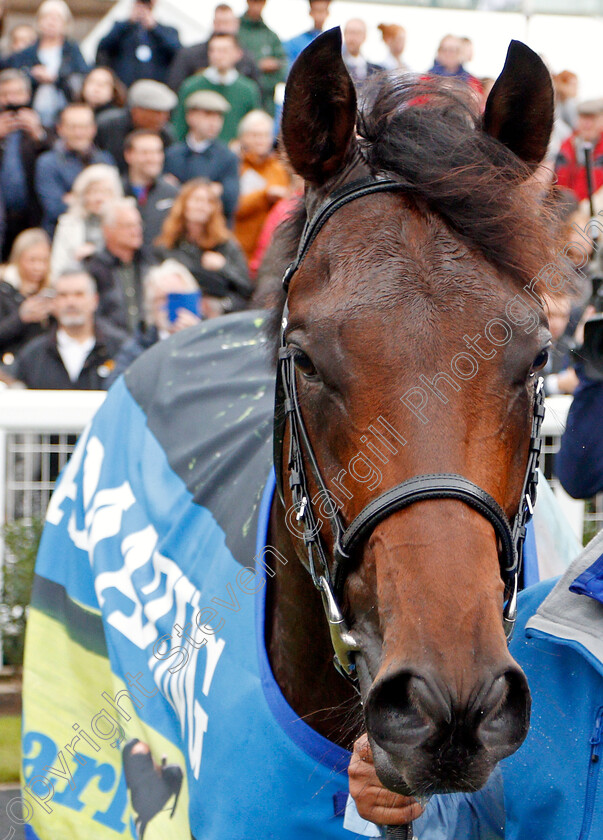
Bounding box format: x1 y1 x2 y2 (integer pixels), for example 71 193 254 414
318 576 360 677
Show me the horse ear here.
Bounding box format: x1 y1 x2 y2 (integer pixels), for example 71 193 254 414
483 40 554 170
281 27 358 186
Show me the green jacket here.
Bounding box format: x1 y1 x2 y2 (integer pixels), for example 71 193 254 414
238 14 286 115
173 73 261 143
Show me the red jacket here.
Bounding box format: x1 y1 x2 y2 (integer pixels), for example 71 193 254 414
555 133 603 202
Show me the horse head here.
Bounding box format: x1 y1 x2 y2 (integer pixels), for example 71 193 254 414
274 29 561 797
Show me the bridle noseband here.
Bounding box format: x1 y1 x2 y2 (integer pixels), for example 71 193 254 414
273 176 545 682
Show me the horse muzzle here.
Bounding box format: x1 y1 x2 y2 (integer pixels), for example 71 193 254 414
363 663 531 795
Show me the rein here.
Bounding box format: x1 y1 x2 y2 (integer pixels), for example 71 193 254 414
273 176 546 683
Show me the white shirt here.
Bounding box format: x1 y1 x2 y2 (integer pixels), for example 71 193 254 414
203 67 239 86
186 134 211 154
343 50 369 82
56 329 95 383
37 44 62 77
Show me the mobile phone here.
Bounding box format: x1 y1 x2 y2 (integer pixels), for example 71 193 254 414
166 292 201 322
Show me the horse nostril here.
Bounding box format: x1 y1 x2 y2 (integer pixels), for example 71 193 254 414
476 668 530 750
365 670 452 749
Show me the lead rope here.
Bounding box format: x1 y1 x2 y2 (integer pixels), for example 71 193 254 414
385 826 413 839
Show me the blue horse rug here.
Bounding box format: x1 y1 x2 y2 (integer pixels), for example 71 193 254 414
20 311 371 840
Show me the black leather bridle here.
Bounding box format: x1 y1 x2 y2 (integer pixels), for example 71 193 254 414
273 176 546 682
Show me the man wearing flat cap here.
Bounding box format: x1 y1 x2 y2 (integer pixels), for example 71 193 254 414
555 98 603 202
96 79 178 174
165 90 239 221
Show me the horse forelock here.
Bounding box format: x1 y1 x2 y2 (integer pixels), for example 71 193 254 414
265 72 570 360
357 72 561 289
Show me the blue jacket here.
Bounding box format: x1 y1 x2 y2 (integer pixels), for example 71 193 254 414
96 20 181 87
284 30 322 68
556 370 603 499
163 140 240 221
416 530 603 840
34 142 114 235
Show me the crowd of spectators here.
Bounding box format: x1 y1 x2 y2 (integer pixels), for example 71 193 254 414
0 0 599 414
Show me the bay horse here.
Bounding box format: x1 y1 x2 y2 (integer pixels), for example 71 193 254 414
20 29 563 840
265 29 557 799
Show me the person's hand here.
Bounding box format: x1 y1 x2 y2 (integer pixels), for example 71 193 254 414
266 184 288 203
201 251 226 271
0 110 18 139
574 304 597 347
202 295 226 319
258 56 280 73
348 734 425 826
172 308 201 331
163 173 180 188
18 294 53 324
74 242 97 260
31 65 56 84
557 367 580 394
15 107 44 141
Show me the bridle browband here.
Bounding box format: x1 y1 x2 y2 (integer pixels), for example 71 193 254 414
273 176 545 682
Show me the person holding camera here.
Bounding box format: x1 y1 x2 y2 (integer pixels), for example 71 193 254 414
95 0 180 88
0 68 53 258
556 303 603 499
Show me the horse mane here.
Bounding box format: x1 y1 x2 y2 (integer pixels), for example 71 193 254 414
265 72 565 353
260 199 307 354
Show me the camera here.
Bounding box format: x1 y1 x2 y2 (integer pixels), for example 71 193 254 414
591 275 603 314
572 312 603 382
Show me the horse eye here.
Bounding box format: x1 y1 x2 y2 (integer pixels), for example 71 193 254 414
530 347 549 375
292 349 318 379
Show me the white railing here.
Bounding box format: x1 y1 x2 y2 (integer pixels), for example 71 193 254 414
0 390 106 525
0 390 105 667
0 390 597 537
